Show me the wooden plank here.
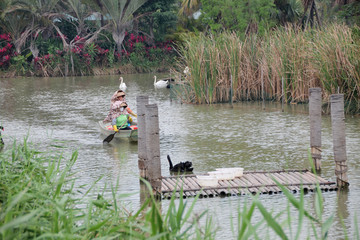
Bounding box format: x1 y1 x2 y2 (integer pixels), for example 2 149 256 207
304 171 328 183
252 173 280 194
280 172 302 192
237 175 259 194
184 176 204 197
232 178 250 195
222 180 240 195
160 169 337 199
290 171 309 183
245 174 271 194
269 172 298 193
162 178 175 192
227 178 244 195
161 180 171 192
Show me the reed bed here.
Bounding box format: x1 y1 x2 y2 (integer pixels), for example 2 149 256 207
0 139 212 239
178 24 360 114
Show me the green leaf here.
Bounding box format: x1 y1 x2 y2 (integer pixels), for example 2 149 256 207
254 199 289 240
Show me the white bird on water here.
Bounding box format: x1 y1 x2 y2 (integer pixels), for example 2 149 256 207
153 75 168 88
119 77 127 91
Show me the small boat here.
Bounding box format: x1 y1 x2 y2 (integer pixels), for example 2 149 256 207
98 121 138 142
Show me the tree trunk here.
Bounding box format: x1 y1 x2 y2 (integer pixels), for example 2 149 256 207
30 41 39 59
148 16 155 46
113 29 126 55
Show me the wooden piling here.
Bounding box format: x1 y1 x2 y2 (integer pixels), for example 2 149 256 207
330 94 349 188
261 66 265 110
229 73 233 105
309 88 322 171
145 104 162 194
137 96 149 178
281 77 284 112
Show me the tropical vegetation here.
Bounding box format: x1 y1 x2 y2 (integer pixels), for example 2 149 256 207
0 0 360 112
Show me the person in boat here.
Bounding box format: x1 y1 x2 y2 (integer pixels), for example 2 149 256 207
113 102 132 131
110 89 125 104
103 91 137 123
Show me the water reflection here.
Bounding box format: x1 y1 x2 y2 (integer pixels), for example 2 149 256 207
1 74 359 239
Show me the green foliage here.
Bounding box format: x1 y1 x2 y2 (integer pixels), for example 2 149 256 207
85 43 97 63
200 0 277 35
274 0 303 25
35 34 63 56
107 48 115 67
137 0 178 43
11 53 31 75
129 42 149 69
337 1 360 26
0 139 212 239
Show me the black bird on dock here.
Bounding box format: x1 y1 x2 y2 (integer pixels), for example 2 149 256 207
167 155 193 173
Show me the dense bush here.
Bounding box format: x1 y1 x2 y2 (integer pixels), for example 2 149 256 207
0 31 177 77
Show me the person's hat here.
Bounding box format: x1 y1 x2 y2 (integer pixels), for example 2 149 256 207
120 102 128 107
116 91 125 97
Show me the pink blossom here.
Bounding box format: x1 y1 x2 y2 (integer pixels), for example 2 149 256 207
0 33 11 41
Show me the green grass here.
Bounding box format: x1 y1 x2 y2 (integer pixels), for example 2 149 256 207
0 138 212 239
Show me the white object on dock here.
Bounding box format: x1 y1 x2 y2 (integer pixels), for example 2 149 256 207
208 170 235 180
197 175 218 187
216 168 244 177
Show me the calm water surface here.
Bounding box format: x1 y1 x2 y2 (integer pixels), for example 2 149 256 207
1 74 359 239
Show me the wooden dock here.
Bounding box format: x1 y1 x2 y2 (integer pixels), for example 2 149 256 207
160 169 338 199
137 93 349 199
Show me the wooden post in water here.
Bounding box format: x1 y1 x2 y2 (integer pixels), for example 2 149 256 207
137 95 149 178
145 104 162 195
330 94 349 188
309 88 322 171
229 73 233 105
281 77 284 112
261 66 265 110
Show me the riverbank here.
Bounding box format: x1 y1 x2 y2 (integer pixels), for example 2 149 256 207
0 63 173 79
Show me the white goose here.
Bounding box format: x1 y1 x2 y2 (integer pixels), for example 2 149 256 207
153 75 168 88
119 77 127 91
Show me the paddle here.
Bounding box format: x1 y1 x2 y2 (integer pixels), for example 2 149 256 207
103 119 129 144
103 131 117 143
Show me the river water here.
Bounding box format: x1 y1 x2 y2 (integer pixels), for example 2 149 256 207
1 74 359 239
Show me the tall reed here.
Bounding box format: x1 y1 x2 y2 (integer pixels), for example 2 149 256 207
0 139 213 239
178 24 360 114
